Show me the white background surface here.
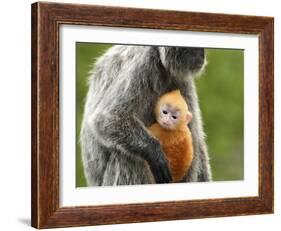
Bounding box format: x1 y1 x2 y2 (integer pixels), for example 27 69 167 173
60 26 259 206
0 0 279 230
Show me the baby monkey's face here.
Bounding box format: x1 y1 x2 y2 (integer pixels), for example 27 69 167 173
158 103 192 130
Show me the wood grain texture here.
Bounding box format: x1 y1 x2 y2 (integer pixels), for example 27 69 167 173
31 1 274 229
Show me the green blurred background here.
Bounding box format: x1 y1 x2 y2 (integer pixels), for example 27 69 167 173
76 43 244 187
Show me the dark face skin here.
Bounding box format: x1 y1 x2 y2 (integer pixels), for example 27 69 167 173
161 47 205 75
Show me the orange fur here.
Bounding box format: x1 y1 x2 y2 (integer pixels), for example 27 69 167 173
149 90 193 182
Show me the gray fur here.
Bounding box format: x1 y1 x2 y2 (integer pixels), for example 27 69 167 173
80 45 211 186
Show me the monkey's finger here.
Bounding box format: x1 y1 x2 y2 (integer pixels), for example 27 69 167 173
157 165 171 183
154 168 166 183
161 167 172 183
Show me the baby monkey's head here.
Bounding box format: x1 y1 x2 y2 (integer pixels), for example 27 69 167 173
155 90 192 130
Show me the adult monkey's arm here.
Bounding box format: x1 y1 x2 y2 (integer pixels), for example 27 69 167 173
91 113 172 184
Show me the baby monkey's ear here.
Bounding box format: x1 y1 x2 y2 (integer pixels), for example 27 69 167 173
186 111 193 123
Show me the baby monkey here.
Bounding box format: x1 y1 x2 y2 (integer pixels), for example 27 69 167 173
148 90 193 182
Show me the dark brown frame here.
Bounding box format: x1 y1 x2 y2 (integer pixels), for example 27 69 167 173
31 1 274 229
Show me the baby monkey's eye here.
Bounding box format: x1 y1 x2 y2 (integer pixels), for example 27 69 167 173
163 110 168 114
172 116 177 119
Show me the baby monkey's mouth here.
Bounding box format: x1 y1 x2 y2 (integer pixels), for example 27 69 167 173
161 121 173 130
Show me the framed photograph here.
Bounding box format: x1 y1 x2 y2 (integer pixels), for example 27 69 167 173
31 2 274 229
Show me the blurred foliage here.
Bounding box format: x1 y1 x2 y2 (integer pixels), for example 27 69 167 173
76 43 244 187
197 49 244 181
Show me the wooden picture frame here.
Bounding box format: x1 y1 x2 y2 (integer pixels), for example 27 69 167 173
31 2 274 229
